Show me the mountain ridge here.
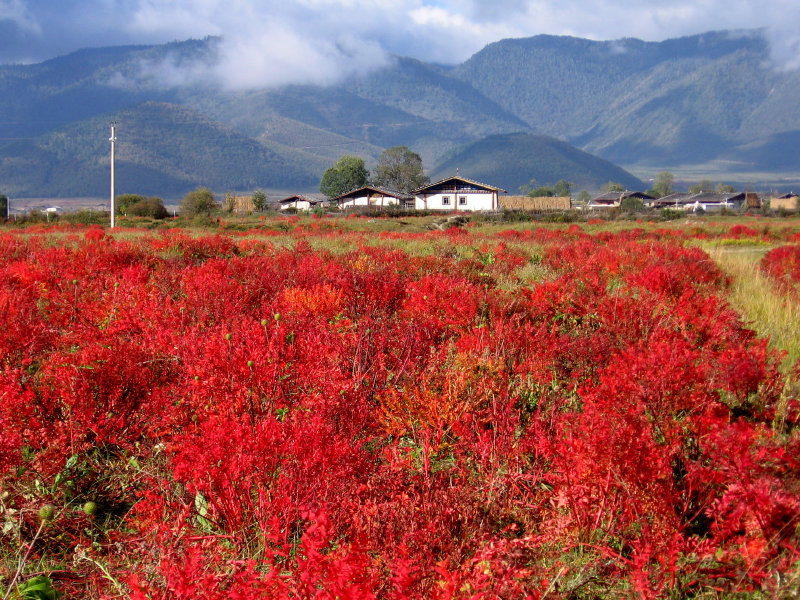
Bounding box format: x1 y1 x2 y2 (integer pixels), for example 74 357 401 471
0 29 797 198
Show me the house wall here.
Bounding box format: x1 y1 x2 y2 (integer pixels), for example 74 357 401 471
340 194 400 208
414 191 497 211
771 196 799 211
280 200 311 211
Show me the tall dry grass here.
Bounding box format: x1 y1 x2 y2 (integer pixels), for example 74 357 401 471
706 245 800 370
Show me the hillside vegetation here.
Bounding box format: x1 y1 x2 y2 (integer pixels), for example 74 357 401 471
0 30 798 197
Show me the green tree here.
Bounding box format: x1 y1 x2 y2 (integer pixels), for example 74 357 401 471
603 182 625 192
223 192 236 214
620 196 645 212
372 146 429 194
576 190 591 205
688 179 713 193
652 171 675 198
552 179 574 197
320 155 369 199
527 186 554 197
181 187 217 216
716 183 737 193
116 193 146 215
252 189 268 211
127 196 168 219
520 179 553 197
0 194 7 219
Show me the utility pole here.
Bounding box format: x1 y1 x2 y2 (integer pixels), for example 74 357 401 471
109 122 117 228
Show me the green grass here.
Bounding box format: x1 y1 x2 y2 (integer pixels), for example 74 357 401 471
704 244 800 371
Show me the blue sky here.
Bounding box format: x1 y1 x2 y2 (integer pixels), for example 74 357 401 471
2 0 798 86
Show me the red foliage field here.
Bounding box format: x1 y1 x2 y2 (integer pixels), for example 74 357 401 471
1 224 799 598
762 243 800 299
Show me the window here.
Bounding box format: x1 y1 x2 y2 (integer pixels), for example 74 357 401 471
459 196 467 206
442 196 451 205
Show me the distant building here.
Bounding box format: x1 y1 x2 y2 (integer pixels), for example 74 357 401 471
278 193 329 211
589 191 654 209
652 192 746 212
771 192 799 211
413 176 505 211
333 186 412 209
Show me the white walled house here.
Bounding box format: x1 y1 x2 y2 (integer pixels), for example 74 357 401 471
413 176 505 211
334 186 412 209
278 193 329 211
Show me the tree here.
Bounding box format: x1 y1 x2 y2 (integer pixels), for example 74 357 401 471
223 192 236 214
181 187 217 216
652 171 675 198
576 190 591 205
0 194 7 219
528 186 555 197
716 183 737 193
372 146 429 194
620 196 645 212
127 197 168 219
320 156 369 199
520 179 553 197
116 194 146 215
603 182 625 192
688 179 713 193
252 190 268 211
552 179 574 197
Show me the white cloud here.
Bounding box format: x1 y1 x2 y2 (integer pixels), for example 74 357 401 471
0 0 40 32
3 0 800 79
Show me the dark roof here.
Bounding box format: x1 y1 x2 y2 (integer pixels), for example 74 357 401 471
655 193 694 205
591 191 655 203
776 192 798 199
278 193 328 205
413 175 506 194
686 192 745 203
332 185 412 202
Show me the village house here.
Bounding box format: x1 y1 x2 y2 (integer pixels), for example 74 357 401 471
412 176 505 211
588 191 654 209
278 193 329 211
333 186 412 209
771 192 799 211
654 192 748 212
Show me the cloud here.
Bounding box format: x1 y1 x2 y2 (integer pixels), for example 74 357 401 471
2 0 799 81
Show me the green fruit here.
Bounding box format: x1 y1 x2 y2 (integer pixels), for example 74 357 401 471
83 501 98 516
260 319 268 326
38 504 55 522
247 360 254 368
225 333 232 340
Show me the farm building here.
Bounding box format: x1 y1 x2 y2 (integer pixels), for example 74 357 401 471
654 192 746 212
334 186 412 209
278 193 329 211
589 191 654 209
413 176 505 211
771 193 799 211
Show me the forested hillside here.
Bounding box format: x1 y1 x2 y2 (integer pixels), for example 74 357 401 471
0 30 797 197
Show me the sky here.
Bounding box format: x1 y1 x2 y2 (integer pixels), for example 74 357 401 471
1 0 799 88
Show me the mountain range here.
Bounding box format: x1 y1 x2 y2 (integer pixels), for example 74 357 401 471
0 30 798 199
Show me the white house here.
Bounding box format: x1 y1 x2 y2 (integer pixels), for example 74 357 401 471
413 176 505 211
334 186 412 209
278 193 329 211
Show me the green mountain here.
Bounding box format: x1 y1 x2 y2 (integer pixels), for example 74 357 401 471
431 132 643 193
452 31 800 168
0 102 316 197
1 30 798 198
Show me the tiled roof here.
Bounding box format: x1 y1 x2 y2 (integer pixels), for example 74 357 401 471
278 193 329 205
413 175 506 194
332 186 412 201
